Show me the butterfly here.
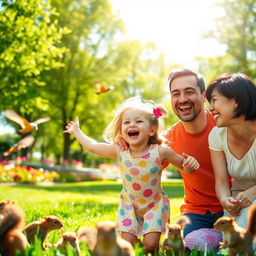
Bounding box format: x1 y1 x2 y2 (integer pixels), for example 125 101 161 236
95 83 114 95
3 135 35 156
4 110 50 135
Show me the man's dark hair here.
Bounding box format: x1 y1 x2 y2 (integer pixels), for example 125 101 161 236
206 72 256 120
168 68 206 93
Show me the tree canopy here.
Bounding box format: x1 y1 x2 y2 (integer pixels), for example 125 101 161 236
0 0 68 110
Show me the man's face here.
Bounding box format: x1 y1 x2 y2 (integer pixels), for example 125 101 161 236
170 75 205 122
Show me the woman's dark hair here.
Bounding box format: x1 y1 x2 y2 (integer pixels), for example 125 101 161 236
206 73 256 120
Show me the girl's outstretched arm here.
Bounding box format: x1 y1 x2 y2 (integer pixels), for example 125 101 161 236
159 145 199 174
63 117 118 159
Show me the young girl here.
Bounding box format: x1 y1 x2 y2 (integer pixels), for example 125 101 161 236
64 97 199 254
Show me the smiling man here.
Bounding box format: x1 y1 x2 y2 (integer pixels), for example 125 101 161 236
163 68 223 252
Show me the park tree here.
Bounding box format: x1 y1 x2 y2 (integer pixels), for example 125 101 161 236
200 0 256 78
115 41 168 100
39 0 125 162
40 0 169 163
0 0 68 111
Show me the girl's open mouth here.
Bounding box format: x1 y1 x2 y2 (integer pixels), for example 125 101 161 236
128 131 139 139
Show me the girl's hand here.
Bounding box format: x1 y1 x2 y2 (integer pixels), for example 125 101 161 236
221 196 241 216
235 190 254 209
182 153 200 173
63 117 80 135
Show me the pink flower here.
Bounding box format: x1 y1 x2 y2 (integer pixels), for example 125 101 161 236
143 189 153 197
130 168 139 175
145 212 154 220
132 183 141 191
148 202 154 209
142 153 151 159
122 218 132 227
62 159 68 164
153 108 163 118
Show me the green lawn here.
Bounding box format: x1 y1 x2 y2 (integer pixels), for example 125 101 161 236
0 180 221 255
0 180 184 226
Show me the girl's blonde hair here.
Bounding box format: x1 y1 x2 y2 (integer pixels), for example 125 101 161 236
104 97 167 145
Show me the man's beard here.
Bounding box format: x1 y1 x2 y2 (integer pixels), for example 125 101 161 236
176 107 202 122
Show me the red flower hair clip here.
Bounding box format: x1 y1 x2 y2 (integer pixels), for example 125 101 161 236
153 108 163 118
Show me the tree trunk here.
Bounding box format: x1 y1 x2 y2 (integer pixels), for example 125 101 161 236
63 133 71 162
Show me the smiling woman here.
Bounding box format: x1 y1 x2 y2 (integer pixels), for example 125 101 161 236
207 73 256 230
110 0 224 67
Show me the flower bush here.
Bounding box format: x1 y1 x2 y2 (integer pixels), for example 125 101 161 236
0 161 59 183
55 170 102 182
71 159 83 168
41 158 56 166
99 163 120 173
0 161 120 183
61 159 83 168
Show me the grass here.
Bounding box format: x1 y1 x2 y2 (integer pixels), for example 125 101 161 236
0 180 222 255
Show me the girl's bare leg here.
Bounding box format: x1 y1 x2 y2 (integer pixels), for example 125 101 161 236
143 232 161 254
121 231 141 247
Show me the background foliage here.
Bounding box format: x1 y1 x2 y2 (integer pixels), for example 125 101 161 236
0 0 255 168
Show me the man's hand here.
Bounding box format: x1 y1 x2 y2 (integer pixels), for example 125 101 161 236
114 137 128 151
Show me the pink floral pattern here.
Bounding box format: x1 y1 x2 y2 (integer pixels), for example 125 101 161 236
122 218 132 227
117 144 170 236
132 183 141 191
143 189 153 197
130 168 140 175
142 153 151 159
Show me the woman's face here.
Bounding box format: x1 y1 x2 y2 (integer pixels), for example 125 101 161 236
209 88 237 127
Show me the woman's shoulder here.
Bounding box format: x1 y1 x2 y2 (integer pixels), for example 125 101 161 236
209 126 227 137
209 127 227 150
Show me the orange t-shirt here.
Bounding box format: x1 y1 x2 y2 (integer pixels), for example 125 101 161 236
164 110 223 214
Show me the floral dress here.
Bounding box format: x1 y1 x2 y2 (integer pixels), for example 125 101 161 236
116 144 170 236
